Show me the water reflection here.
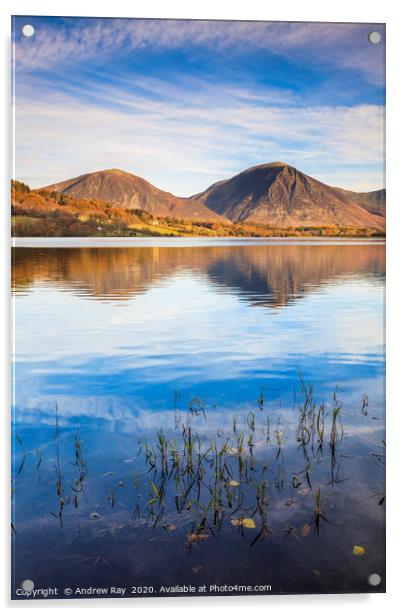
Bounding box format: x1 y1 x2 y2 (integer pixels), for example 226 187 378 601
11 240 385 596
12 389 385 596
12 242 385 307
12 241 385 429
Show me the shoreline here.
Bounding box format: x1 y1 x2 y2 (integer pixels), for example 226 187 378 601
12 236 386 248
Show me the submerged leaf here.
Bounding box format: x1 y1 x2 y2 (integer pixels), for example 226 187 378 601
298 488 311 496
242 518 256 529
186 532 209 545
301 523 311 537
292 476 302 489
353 545 366 556
231 517 256 529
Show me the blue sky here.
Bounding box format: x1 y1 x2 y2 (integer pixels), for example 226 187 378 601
12 17 385 194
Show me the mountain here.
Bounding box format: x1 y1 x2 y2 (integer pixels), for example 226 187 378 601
336 188 386 218
192 162 385 229
43 169 228 223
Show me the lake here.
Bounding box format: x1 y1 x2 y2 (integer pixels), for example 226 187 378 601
11 238 385 597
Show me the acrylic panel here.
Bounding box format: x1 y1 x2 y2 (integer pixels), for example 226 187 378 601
11 17 385 600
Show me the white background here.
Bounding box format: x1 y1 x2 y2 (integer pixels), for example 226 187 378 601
1 0 401 613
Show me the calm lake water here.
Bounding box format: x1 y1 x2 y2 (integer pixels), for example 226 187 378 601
11 239 385 598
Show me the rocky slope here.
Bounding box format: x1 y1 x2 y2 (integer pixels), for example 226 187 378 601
44 169 228 223
192 162 385 229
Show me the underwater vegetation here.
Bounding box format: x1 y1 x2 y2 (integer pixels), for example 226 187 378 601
12 380 385 556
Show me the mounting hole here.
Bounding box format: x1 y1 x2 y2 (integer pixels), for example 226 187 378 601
368 31 381 44
21 579 34 592
22 24 35 38
368 573 381 586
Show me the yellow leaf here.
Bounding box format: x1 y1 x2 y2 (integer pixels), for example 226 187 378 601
230 517 256 529
228 480 240 487
353 545 365 556
242 518 256 529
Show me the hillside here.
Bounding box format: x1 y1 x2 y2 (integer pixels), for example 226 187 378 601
43 169 228 223
12 181 383 238
192 162 385 230
335 188 386 217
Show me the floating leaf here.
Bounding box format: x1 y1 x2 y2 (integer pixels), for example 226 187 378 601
231 517 256 529
353 545 365 556
228 480 240 487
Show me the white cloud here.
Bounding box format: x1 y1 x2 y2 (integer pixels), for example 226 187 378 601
14 76 385 193
12 19 385 193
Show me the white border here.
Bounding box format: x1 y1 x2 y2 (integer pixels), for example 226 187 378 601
1 0 401 613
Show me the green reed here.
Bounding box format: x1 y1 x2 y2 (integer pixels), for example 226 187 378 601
11 379 383 555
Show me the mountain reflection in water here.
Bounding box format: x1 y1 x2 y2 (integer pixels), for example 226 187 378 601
12 242 385 308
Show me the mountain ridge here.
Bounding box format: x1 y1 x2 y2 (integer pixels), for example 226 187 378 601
192 162 385 229
42 163 385 230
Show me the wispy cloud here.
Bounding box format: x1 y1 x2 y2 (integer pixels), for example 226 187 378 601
15 75 384 193
12 17 385 193
15 19 384 82
14 19 385 84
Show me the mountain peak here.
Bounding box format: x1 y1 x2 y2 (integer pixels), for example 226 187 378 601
94 168 135 177
42 170 228 223
243 161 291 174
194 163 385 230
267 161 290 167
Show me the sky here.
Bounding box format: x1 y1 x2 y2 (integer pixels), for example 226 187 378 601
12 17 385 195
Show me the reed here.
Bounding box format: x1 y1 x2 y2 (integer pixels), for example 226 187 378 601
17 382 381 556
